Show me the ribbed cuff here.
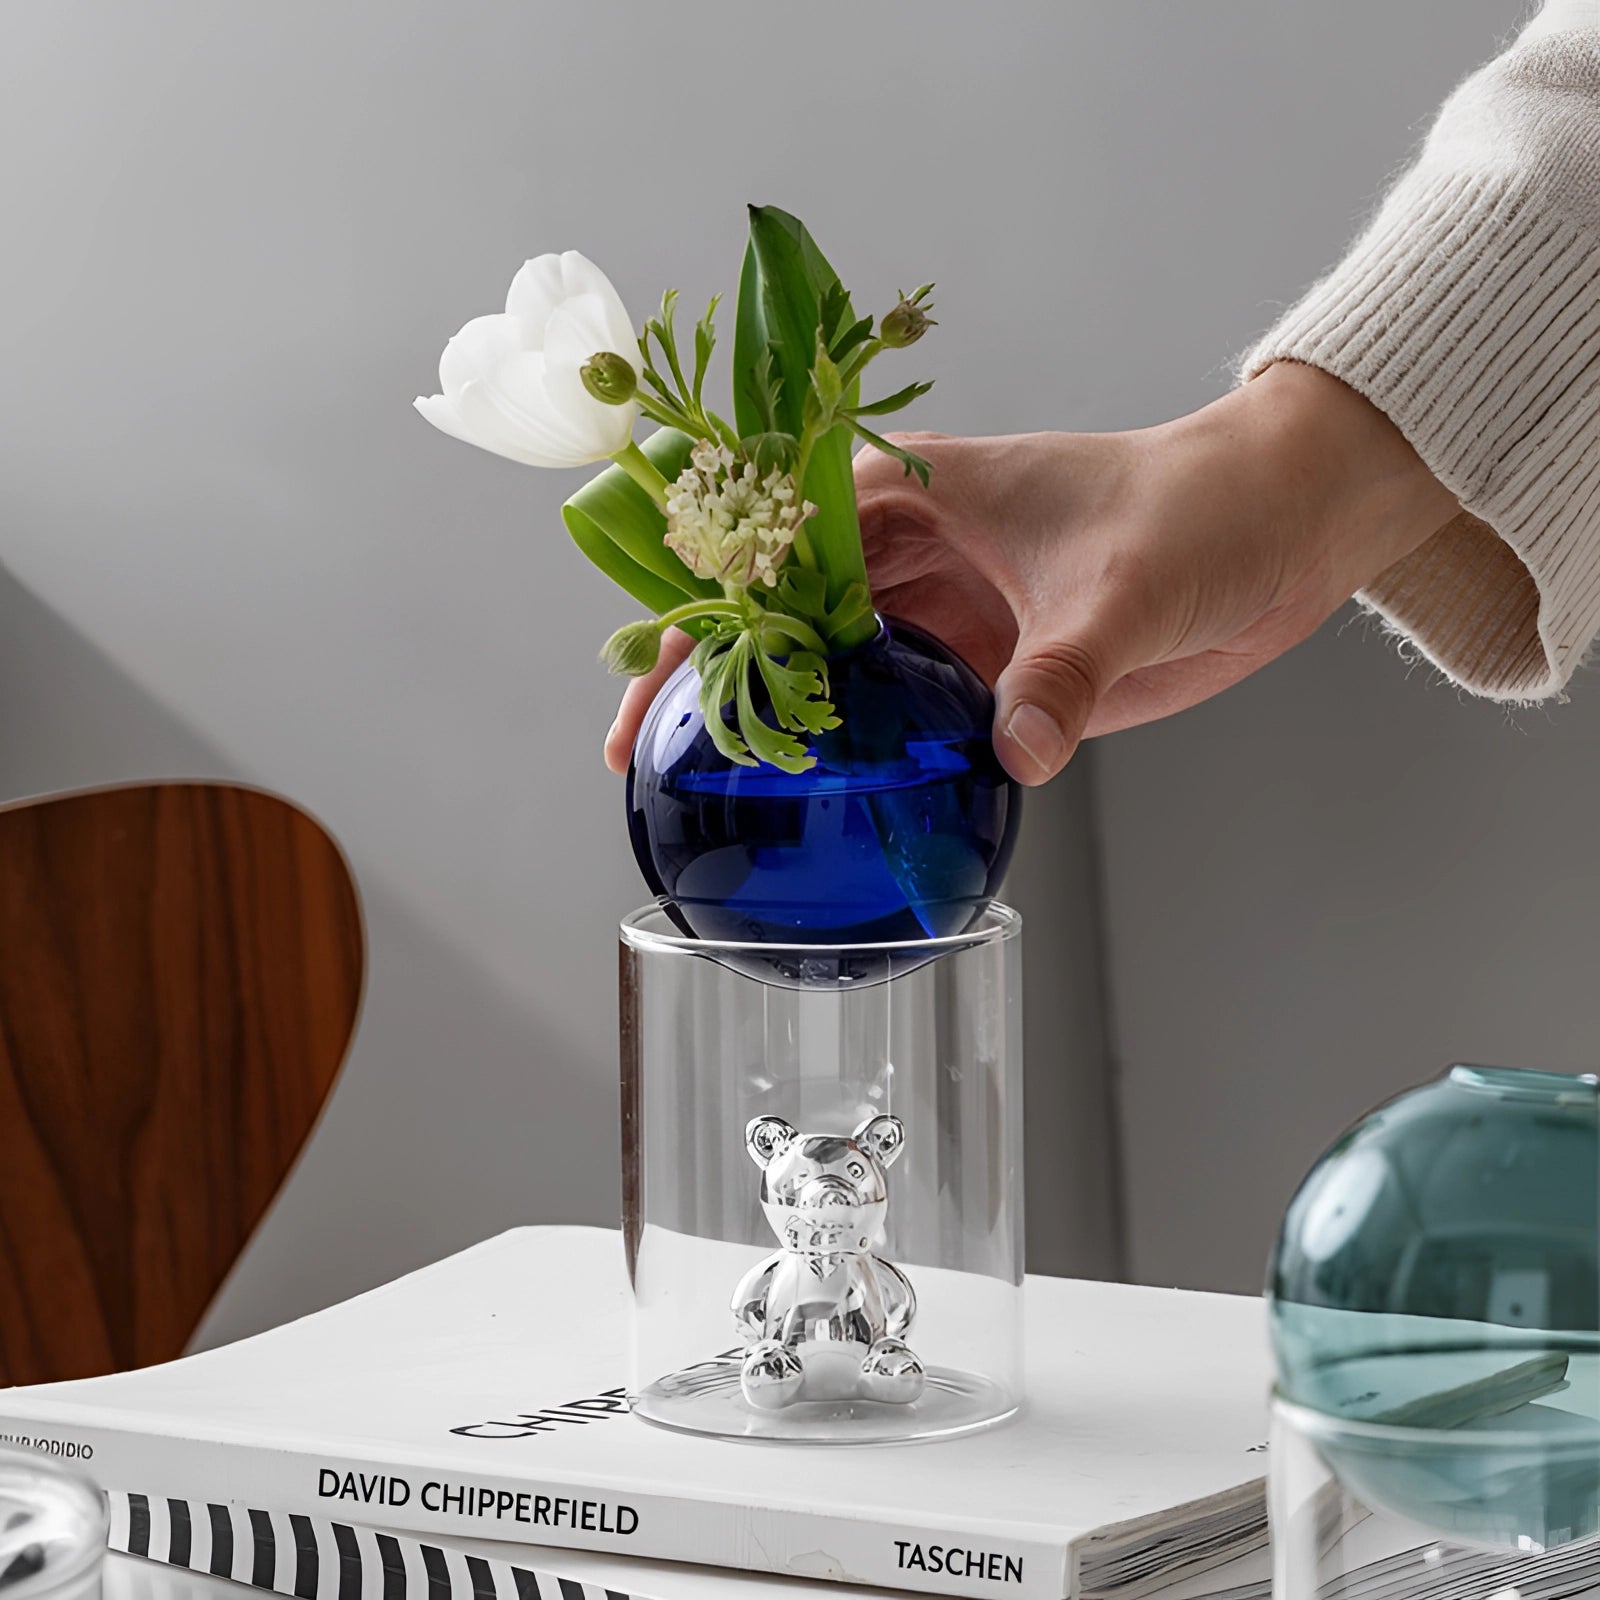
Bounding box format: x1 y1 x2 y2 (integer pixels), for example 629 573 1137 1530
1243 164 1600 701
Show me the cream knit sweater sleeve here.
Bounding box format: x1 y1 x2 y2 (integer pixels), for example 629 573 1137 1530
1242 0 1600 700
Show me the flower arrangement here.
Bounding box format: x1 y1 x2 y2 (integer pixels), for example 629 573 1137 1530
415 206 936 773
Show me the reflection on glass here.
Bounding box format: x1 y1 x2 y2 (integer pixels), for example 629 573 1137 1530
0 1447 105 1600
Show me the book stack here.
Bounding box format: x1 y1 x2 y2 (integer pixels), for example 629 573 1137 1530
0 1228 1592 1600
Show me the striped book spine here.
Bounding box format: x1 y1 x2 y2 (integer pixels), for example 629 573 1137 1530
106 1493 641 1600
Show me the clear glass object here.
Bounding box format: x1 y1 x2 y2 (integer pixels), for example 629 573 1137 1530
626 619 1021 946
0 1447 106 1600
1271 1397 1600 1598
1268 1064 1599 1594
619 903 1024 1444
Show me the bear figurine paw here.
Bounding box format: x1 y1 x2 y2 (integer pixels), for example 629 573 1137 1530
860 1336 925 1404
740 1340 805 1409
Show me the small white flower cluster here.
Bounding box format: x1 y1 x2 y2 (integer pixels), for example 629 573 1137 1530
664 441 814 590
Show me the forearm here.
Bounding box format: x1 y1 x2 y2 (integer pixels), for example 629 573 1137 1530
1242 6 1600 700
1162 364 1458 607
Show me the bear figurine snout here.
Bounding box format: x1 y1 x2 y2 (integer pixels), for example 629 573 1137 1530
802 1174 858 1207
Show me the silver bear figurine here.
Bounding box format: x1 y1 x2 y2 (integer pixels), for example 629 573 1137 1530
731 1112 925 1409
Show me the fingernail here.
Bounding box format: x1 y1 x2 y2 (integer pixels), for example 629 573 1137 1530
1003 702 1064 779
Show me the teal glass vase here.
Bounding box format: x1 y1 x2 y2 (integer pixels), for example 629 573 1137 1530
1269 1065 1599 1550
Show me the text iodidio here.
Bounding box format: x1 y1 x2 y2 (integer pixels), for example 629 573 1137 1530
315 1470 638 1535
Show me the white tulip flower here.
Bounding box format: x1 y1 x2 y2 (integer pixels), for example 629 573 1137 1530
415 251 641 469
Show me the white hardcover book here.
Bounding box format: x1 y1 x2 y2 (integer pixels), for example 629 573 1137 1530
0 1226 1282 1600
100 1490 947 1600
95 1490 1600 1600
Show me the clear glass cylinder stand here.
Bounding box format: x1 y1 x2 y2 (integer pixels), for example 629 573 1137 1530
619 904 1025 1445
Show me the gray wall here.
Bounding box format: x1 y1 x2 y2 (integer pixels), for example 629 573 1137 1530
1082 0 1560 1295
0 0 1549 1330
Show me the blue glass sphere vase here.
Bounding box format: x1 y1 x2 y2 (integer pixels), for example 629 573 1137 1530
626 619 1021 946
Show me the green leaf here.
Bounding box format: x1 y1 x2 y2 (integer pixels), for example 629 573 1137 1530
736 646 814 773
774 565 830 621
739 431 798 474
633 343 700 434
743 206 834 438
849 379 934 419
755 648 839 737
645 289 689 401
564 505 692 615
705 410 744 453
806 421 879 646
811 346 843 419
689 628 731 684
817 281 851 346
757 610 829 657
734 206 877 647
693 636 756 766
733 240 771 439
788 648 836 702
829 314 876 364
738 345 781 436
562 428 720 616
846 418 932 487
686 618 841 771
692 294 720 406
822 579 875 639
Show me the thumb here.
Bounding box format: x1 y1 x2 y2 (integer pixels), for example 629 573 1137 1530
993 626 1120 786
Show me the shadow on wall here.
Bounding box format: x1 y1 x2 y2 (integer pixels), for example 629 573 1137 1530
1007 760 1125 1283
0 565 234 798
1097 603 1600 1294
0 565 617 1346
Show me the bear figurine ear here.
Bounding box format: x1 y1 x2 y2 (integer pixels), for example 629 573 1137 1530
854 1113 906 1168
746 1115 798 1168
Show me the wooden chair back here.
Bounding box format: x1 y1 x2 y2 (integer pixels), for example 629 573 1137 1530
0 782 364 1384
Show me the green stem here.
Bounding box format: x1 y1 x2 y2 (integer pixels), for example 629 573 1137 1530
659 596 740 630
837 337 885 392
759 611 829 655
611 440 673 509
707 410 743 452
824 581 876 643
635 392 695 436
790 521 819 570
791 416 826 507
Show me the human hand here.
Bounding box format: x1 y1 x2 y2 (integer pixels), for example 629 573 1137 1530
603 364 1458 783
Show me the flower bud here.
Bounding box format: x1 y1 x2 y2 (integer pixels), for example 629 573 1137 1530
581 351 638 406
600 618 664 676
879 285 936 349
